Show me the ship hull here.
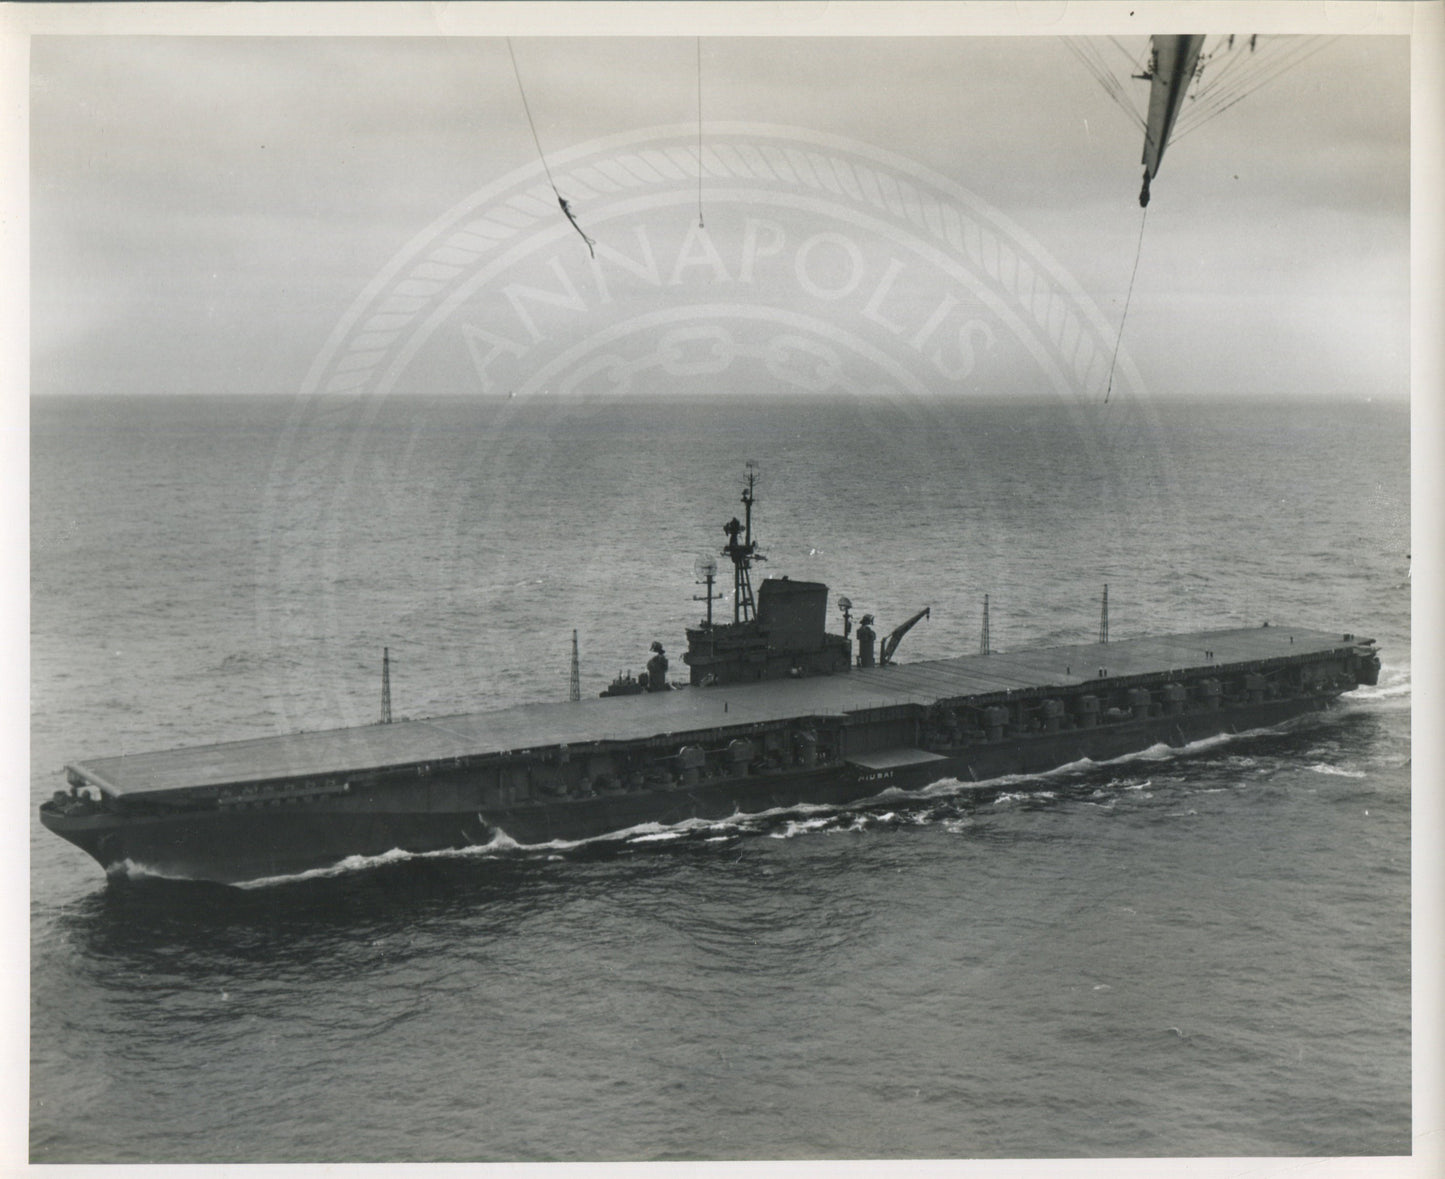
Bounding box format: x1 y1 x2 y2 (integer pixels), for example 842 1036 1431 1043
40 690 1342 885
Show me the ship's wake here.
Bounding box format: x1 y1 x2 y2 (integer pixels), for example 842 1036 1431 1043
1343 661 1411 707
186 711 1379 888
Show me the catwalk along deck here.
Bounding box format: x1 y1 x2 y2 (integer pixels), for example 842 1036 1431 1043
66 624 1366 803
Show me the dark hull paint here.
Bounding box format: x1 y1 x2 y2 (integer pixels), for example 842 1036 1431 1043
41 692 1339 885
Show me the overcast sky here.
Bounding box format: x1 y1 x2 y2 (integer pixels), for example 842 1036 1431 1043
23 13 1416 402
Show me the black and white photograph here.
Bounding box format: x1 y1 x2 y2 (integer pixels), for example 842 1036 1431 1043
9 0 1437 1170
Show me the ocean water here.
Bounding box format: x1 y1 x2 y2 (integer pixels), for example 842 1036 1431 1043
29 392 1410 1161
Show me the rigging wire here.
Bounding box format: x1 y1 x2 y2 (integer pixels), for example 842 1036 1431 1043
1104 205 1149 404
1172 37 1337 144
1107 34 1145 72
1193 35 1313 106
1080 40 1147 132
1065 39 1145 133
696 36 705 229
1097 46 1147 131
1175 40 1307 133
1181 37 1334 137
508 37 557 190
1069 33 1337 158
1067 42 1120 115
1186 34 1253 106
506 37 596 258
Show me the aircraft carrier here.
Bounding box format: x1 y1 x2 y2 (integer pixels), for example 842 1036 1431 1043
41 469 1381 884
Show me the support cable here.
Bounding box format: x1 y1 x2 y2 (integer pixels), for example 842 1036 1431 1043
1176 47 1292 132
1105 205 1149 404
1106 34 1145 72
696 36 705 228
1065 39 1146 133
507 38 595 258
1175 37 1336 143
1187 34 1252 106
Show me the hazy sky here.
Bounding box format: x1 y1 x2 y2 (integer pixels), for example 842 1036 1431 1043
25 15 1415 402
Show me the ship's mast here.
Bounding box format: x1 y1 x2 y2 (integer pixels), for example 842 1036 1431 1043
694 555 720 626
738 463 757 622
723 461 764 623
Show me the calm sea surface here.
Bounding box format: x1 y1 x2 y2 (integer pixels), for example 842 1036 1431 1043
29 393 1410 1162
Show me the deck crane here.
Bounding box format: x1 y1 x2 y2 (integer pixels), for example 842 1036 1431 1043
880 607 931 667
